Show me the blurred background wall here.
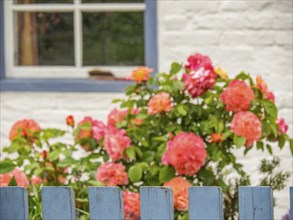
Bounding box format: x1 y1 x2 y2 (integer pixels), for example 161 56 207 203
1 1 292 218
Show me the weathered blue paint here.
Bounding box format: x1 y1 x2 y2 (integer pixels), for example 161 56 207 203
89 187 123 220
0 0 4 80
140 187 174 220
145 0 158 74
41 186 76 220
189 186 223 220
0 187 28 220
290 186 293 220
0 0 158 92
238 186 274 220
0 78 133 92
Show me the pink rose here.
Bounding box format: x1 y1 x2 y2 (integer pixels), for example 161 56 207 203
104 126 131 161
123 191 140 220
162 132 207 176
163 177 191 211
0 168 29 188
76 117 106 151
31 176 43 185
277 118 288 134
231 111 262 147
96 162 128 186
147 92 172 115
107 108 128 126
185 53 213 72
221 80 254 112
92 120 107 142
183 53 216 98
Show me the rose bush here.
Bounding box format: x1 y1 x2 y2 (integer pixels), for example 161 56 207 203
0 53 292 220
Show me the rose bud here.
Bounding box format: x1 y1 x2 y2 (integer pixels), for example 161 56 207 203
66 115 75 127
41 150 47 159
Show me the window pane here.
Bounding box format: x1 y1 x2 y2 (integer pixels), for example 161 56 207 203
83 12 144 66
14 0 73 4
14 12 74 66
82 0 143 3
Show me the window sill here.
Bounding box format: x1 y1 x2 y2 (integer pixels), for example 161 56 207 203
0 78 132 92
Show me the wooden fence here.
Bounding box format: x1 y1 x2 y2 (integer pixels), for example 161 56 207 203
0 186 292 220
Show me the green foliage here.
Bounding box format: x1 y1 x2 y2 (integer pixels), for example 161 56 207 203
0 159 16 174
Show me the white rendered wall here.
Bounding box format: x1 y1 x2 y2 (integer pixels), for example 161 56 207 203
1 0 292 218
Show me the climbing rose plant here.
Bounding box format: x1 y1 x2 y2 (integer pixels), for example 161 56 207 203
0 53 292 220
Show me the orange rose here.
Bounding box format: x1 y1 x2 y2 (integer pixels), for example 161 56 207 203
130 66 153 83
9 119 41 141
209 133 223 143
163 177 191 211
147 92 172 115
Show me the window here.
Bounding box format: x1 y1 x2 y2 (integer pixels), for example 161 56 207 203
0 0 157 91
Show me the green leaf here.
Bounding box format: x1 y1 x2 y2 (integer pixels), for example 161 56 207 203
124 84 137 95
112 99 122 103
269 122 278 138
142 151 155 163
0 159 16 174
233 135 246 148
150 165 159 176
125 147 136 160
177 104 188 116
159 166 175 184
198 169 215 185
152 136 167 142
216 120 225 134
266 144 273 155
235 72 254 85
24 162 38 171
47 149 61 161
42 128 65 141
139 162 149 170
8 176 17 186
136 113 148 119
173 80 185 91
170 62 182 75
88 180 103 186
256 141 264 151
128 165 143 182
222 130 232 141
262 100 278 120
57 158 75 168
278 134 286 149
290 139 293 156
78 122 92 130
34 167 44 176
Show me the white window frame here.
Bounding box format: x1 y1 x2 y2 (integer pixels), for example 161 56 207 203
4 0 146 79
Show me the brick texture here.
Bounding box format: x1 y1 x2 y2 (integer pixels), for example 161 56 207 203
1 0 292 218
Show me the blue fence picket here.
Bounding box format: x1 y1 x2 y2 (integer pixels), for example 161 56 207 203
189 186 223 220
89 186 123 220
140 187 174 220
290 186 293 220
0 187 28 220
238 186 273 220
41 186 76 220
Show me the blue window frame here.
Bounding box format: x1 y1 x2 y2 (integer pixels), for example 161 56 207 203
0 0 157 92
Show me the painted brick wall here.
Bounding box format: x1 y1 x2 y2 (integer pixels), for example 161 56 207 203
1 0 292 218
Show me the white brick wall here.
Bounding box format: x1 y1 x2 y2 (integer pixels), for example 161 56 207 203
1 0 292 218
